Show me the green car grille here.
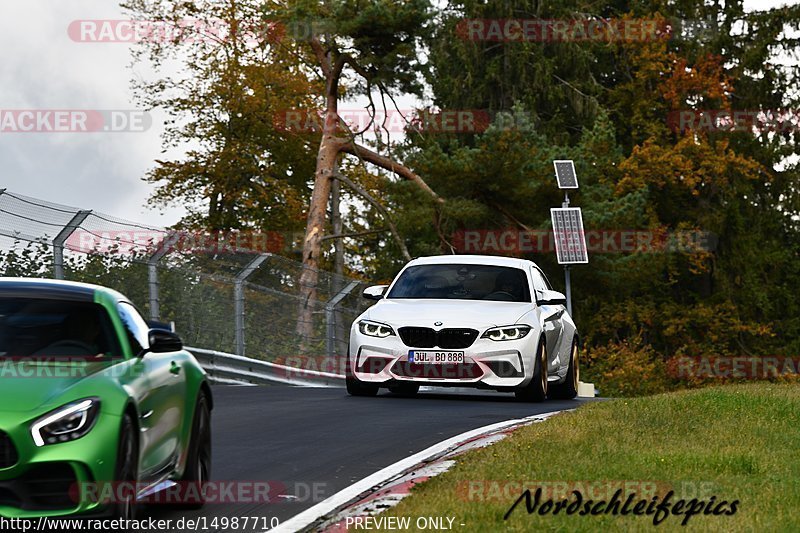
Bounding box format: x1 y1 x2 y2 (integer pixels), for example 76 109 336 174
0 431 18 468
0 463 78 511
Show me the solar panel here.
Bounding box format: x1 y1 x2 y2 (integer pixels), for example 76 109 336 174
553 160 579 189
551 208 588 264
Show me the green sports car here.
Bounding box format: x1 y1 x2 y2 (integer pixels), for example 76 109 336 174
0 278 212 520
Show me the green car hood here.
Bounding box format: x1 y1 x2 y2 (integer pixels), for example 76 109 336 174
0 359 122 413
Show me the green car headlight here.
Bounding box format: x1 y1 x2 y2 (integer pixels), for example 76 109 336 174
481 325 531 341
31 398 101 447
358 320 395 338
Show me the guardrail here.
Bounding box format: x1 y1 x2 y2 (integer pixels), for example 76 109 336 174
187 346 346 388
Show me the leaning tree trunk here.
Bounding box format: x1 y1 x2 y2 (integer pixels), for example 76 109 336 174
296 126 339 344
295 43 444 348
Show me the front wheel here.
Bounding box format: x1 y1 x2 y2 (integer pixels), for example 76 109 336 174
346 360 379 397
113 414 139 520
175 393 212 509
515 340 548 402
549 338 579 400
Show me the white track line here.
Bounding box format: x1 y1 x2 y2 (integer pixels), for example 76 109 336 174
270 410 566 533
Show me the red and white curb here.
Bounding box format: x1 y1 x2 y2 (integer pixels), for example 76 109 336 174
270 410 570 533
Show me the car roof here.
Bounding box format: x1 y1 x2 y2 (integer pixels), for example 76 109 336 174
408 254 538 270
0 277 121 302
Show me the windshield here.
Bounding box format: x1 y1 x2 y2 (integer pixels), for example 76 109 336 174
387 264 531 302
0 298 122 359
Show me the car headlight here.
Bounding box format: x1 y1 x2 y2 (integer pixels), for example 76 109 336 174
31 398 101 447
482 325 531 341
358 320 395 338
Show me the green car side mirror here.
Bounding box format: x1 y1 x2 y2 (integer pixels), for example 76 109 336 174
146 328 183 355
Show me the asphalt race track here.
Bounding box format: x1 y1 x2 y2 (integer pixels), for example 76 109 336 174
147 384 588 531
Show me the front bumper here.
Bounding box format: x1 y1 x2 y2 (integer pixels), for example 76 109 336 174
350 329 538 389
0 411 121 518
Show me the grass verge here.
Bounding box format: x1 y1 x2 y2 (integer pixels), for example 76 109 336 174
375 384 800 532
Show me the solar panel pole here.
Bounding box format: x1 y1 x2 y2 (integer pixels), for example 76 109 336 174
553 160 582 319
564 265 573 317
562 195 573 317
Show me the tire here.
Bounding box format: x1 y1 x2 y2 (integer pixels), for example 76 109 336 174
515 339 548 402
346 358 380 397
113 414 139 520
346 376 380 396
174 393 212 510
549 338 579 400
388 382 420 397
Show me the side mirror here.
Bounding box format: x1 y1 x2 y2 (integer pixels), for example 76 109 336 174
537 289 567 306
362 285 389 301
147 328 183 354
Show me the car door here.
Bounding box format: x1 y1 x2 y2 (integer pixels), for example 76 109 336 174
531 267 564 374
117 301 187 481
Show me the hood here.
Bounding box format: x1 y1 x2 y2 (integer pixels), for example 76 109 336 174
0 359 117 412
365 299 532 329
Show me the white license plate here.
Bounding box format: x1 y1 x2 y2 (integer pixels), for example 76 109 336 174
408 350 465 364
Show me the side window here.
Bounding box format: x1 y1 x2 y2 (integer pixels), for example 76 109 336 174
118 301 150 355
530 268 548 298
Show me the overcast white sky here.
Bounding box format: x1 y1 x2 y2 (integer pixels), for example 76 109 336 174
0 0 792 227
0 1 178 224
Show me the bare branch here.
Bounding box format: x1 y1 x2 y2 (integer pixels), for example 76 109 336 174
321 228 389 241
340 142 444 203
553 74 593 100
490 200 533 231
339 53 371 79
377 81 426 143
433 206 456 254
353 80 378 136
377 85 393 147
333 172 412 261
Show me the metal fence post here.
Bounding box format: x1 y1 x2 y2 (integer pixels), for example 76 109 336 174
326 280 359 358
53 210 92 279
234 254 271 356
147 232 182 321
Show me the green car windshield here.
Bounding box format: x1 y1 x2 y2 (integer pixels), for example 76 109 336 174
0 298 123 359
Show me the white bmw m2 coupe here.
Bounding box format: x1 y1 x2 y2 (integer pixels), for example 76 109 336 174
347 255 579 401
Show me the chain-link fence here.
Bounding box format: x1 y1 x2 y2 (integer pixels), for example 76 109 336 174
0 188 371 361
